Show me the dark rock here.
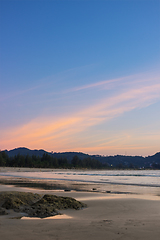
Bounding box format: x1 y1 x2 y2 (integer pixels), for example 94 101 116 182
0 207 8 215
0 191 87 218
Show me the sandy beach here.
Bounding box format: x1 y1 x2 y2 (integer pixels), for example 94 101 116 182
0 168 160 240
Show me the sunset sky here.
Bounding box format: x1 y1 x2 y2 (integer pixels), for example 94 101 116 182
0 0 160 156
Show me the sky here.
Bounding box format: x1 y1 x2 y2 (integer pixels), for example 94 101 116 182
0 0 160 156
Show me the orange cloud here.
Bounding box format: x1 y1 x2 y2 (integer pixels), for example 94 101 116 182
1 72 160 155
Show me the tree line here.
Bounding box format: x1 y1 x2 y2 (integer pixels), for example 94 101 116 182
1 151 160 169
0 151 109 169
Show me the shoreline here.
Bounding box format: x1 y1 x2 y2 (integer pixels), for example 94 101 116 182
0 168 160 239
1 189 160 239
1 167 160 197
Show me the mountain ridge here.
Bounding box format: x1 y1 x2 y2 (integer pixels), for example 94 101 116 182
3 147 160 168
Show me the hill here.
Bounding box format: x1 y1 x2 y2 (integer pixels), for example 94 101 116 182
3 147 160 169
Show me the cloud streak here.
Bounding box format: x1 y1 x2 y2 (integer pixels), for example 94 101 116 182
64 71 160 93
1 72 160 154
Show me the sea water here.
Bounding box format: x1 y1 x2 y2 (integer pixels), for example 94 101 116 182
1 169 160 197
1 169 160 187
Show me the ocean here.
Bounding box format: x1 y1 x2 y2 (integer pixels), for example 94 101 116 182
1 169 160 197
1 169 160 187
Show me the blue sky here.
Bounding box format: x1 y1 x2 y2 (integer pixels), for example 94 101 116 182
0 0 160 156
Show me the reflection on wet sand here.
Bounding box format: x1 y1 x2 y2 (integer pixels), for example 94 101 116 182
21 214 73 220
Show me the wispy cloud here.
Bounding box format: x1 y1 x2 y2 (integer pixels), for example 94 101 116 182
69 77 126 92
64 71 160 93
1 72 160 153
0 85 42 102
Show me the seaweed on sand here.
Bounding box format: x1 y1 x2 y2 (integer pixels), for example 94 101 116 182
0 192 87 218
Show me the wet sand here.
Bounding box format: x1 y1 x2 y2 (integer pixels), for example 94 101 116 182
0 168 160 239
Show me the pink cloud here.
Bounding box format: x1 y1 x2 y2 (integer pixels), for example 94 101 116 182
1 72 160 154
